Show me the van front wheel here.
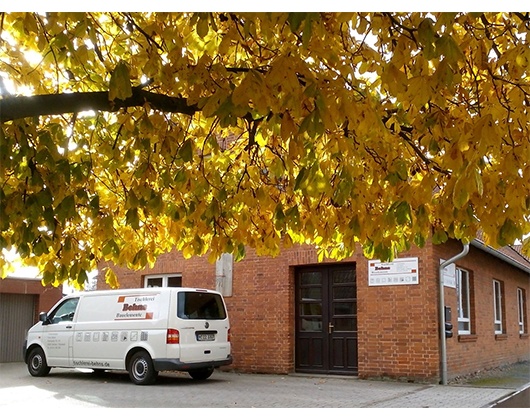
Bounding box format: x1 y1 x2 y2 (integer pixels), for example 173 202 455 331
189 367 214 380
27 347 51 377
128 351 158 385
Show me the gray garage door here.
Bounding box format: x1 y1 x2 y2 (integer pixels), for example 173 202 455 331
0 294 36 362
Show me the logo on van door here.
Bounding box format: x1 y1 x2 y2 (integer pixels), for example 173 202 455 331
115 294 160 320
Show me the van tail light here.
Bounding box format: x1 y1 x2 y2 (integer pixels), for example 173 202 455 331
227 328 231 342
167 328 180 344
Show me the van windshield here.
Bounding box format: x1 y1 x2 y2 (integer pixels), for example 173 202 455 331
177 292 226 320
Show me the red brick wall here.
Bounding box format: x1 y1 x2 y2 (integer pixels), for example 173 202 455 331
97 239 530 382
97 252 215 290
229 247 297 374
357 243 439 382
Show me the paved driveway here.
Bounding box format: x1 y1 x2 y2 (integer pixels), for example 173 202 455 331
0 362 524 409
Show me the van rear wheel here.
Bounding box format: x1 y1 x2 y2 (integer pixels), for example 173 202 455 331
189 367 214 380
128 351 158 385
27 347 51 377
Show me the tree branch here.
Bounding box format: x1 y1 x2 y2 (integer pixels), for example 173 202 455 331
0 88 199 122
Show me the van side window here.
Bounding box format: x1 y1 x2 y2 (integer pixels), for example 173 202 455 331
177 292 226 320
50 298 79 324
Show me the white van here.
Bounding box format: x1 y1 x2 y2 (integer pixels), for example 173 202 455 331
23 287 232 385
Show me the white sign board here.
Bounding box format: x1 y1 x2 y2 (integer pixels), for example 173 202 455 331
368 257 419 286
440 259 456 288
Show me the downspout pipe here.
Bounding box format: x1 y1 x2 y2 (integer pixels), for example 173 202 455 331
438 242 469 385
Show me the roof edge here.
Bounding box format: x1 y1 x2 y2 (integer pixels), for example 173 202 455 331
471 239 530 275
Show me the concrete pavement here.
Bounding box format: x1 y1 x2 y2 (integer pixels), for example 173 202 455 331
0 362 528 409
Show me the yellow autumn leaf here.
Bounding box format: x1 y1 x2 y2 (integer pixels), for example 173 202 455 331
105 268 119 289
109 60 133 101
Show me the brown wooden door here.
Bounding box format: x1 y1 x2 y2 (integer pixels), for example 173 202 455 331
295 265 358 375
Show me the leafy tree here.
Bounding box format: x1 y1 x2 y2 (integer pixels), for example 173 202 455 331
0 12 528 288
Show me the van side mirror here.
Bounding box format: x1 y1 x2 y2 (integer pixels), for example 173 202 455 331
39 312 50 324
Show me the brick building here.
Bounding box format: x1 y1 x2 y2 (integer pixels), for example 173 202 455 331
97 237 530 383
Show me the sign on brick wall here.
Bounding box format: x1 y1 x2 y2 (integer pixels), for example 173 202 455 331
440 259 456 288
368 257 419 286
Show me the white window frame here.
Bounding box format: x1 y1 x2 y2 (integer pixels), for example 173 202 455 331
493 280 504 334
456 268 471 335
517 288 526 335
144 274 182 288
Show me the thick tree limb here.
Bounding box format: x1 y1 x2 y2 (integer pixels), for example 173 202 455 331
0 88 199 122
1 86 454 178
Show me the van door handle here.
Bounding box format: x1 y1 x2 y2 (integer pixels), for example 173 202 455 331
66 325 73 329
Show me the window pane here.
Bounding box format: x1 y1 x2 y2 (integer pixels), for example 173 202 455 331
518 288 526 334
493 280 504 334
332 270 355 284
332 286 355 300
177 292 226 320
167 276 182 287
301 272 321 286
300 318 322 332
146 277 163 288
333 302 355 316
456 269 472 334
458 321 470 332
518 289 523 323
51 298 79 324
301 303 322 316
494 281 501 320
301 286 321 300
461 271 469 318
334 318 356 332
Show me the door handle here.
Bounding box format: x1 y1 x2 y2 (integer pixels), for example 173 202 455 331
66 325 73 329
328 322 334 334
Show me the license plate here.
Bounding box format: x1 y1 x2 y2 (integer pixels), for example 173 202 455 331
197 333 215 341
